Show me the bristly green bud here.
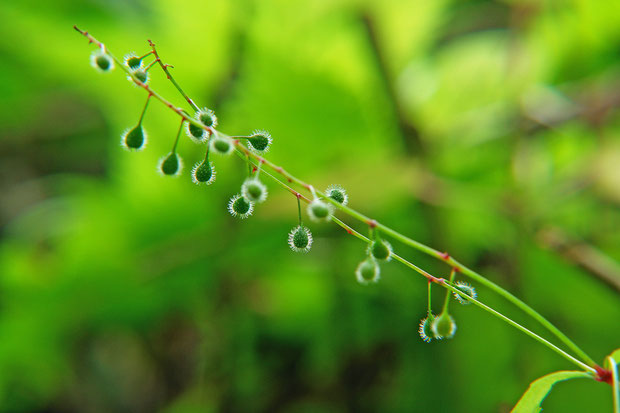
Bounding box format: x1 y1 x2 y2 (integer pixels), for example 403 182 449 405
431 312 456 339
368 238 392 261
124 53 142 70
288 225 313 253
210 135 233 155
453 281 477 305
158 152 182 176
129 68 148 85
191 160 216 185
186 121 208 142
196 108 218 128
121 125 147 151
307 199 333 222
355 257 380 285
90 50 114 72
228 194 254 219
419 315 435 343
241 178 268 203
248 130 272 153
325 184 348 206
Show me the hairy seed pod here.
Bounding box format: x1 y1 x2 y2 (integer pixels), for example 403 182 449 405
248 130 272 153
368 238 392 261
159 152 182 176
128 68 148 85
121 125 146 151
325 184 348 206
90 50 114 72
453 281 477 305
124 53 142 70
197 108 218 128
431 313 456 339
307 199 333 222
419 315 435 343
228 194 254 218
288 225 313 253
355 257 380 285
241 178 268 203
192 160 215 185
186 122 207 142
210 135 233 155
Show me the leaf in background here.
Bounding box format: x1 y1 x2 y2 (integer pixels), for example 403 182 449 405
511 370 593 413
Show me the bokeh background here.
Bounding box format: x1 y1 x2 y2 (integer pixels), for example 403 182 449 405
1 0 620 412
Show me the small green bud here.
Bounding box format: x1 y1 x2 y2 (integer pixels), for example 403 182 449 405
355 257 380 285
90 50 114 72
325 184 348 206
368 238 392 261
186 122 207 142
431 312 456 339
453 281 477 305
124 53 142 70
241 178 268 203
159 152 182 176
307 199 333 222
418 315 435 343
128 68 148 85
248 130 272 153
210 135 233 155
288 225 313 253
121 125 146 151
191 160 216 185
196 108 218 128
228 194 254 219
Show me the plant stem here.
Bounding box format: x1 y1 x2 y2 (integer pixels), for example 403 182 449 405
137 93 151 126
441 269 456 314
148 39 200 112
171 118 183 153
445 280 596 374
75 26 597 370
610 356 619 413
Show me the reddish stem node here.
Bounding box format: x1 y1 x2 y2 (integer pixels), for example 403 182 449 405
367 219 377 228
440 252 450 260
594 366 613 385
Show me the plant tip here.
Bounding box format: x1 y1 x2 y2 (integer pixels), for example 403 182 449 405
90 50 114 72
248 130 272 153
431 312 456 339
453 281 477 305
288 225 313 253
192 160 216 185
158 152 182 176
326 184 348 206
241 178 268 203
228 194 254 218
368 238 392 261
355 257 380 285
307 199 333 222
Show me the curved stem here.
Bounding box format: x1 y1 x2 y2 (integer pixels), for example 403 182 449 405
75 26 597 370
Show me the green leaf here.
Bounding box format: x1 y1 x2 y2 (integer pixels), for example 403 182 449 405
511 370 593 413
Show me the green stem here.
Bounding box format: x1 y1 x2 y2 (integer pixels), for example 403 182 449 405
297 195 302 226
233 144 596 368
610 356 619 413
75 27 597 370
441 269 456 314
148 39 200 112
137 94 151 126
444 280 596 374
427 281 433 316
171 118 183 153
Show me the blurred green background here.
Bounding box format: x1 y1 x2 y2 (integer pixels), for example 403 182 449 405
1 0 620 411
